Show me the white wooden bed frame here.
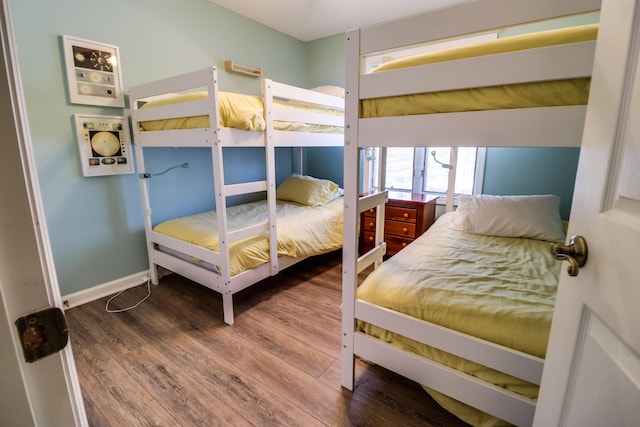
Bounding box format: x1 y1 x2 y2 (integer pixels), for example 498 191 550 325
341 1 600 425
130 66 344 325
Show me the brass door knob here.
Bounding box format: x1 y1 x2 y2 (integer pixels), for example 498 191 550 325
550 235 588 277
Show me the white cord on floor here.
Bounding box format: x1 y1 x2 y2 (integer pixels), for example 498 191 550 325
105 278 152 313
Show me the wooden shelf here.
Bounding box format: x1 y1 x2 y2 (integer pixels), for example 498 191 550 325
224 60 262 77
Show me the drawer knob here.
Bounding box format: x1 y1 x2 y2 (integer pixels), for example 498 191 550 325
368 222 374 227
369 209 374 214
368 236 373 242
403 213 409 218
402 227 408 234
402 242 407 248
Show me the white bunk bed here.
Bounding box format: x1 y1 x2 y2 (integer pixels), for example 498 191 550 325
341 0 600 426
130 66 344 325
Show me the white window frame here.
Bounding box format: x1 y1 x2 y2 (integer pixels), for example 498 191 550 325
365 146 486 206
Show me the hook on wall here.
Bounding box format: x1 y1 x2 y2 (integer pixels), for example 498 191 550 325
431 151 453 169
365 147 376 161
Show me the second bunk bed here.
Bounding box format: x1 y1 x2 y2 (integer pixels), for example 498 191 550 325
130 66 344 325
341 0 600 426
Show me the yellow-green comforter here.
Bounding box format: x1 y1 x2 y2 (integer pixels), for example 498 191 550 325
356 212 560 426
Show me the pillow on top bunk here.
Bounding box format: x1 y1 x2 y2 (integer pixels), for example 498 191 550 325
276 174 340 206
311 86 345 98
452 194 565 242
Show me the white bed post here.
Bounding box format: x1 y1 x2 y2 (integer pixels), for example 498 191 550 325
262 79 279 277
131 93 159 286
445 147 458 212
341 28 362 390
133 137 159 285
207 67 234 324
295 147 303 175
374 146 387 265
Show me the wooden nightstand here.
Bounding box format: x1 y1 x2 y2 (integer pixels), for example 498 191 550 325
360 192 438 256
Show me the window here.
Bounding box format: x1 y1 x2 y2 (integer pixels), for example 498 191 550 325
367 146 485 197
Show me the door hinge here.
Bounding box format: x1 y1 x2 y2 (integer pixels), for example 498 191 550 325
15 307 69 363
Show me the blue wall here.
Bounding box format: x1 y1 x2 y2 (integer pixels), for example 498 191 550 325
482 148 580 219
305 34 346 186
304 35 345 187
10 0 317 295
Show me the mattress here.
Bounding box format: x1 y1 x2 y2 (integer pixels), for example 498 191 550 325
356 212 560 426
153 198 343 276
361 24 598 118
139 90 343 133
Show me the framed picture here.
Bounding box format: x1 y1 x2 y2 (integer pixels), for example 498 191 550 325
62 35 124 108
73 114 133 177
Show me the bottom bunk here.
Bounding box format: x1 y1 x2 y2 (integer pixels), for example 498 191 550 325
147 175 343 325
345 194 565 427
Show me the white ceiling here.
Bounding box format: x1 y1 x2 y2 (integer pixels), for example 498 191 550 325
208 0 467 42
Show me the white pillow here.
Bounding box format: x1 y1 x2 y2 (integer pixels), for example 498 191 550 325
311 86 345 98
452 194 566 242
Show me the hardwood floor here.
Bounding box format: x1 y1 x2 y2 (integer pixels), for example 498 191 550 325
66 251 469 426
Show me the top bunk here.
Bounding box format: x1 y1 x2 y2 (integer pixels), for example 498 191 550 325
130 66 345 149
345 0 601 148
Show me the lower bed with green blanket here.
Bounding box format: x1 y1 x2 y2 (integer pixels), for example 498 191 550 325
355 204 562 426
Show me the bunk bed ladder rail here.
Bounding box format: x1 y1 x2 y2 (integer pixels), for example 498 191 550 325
342 25 368 390
213 78 279 325
262 79 279 281
133 143 158 285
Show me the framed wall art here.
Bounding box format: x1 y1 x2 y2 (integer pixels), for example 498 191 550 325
62 35 124 108
73 114 133 177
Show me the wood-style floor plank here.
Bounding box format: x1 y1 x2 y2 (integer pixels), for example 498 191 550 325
66 251 470 426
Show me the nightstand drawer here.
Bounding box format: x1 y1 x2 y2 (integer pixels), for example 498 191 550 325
363 219 416 237
362 217 376 231
386 206 417 223
361 231 376 252
385 220 416 238
362 231 413 253
385 235 413 254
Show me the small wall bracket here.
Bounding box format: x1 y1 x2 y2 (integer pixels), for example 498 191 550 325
224 60 262 77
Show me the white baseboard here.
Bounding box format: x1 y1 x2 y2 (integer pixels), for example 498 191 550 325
61 270 150 310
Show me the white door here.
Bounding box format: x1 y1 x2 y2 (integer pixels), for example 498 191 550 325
534 0 640 425
0 1 87 425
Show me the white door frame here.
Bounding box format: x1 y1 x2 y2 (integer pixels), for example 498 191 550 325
0 0 87 425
